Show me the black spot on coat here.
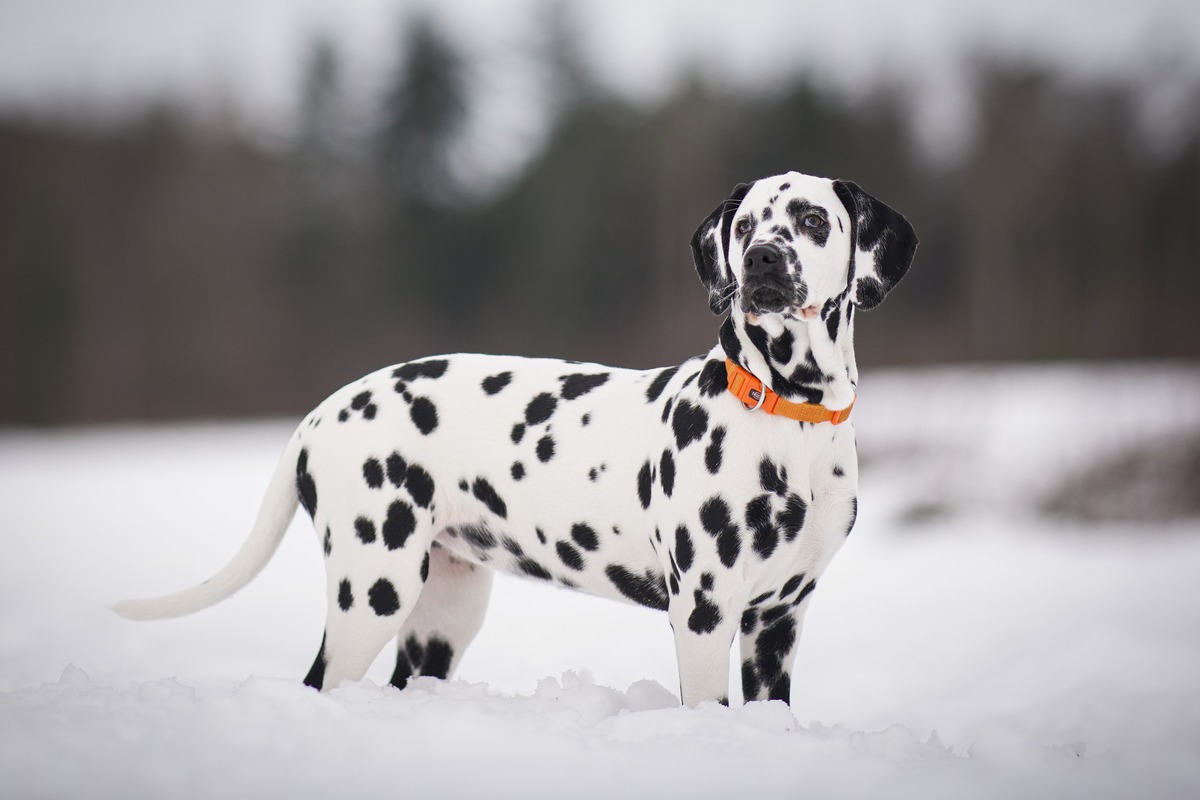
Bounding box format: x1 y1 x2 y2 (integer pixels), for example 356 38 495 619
303 635 327 690
754 614 797 693
701 496 742 568
687 589 723 634
660 450 676 497
556 540 585 571
792 578 817 607
672 401 709 451
404 464 435 509
720 527 744 569
482 372 512 395
637 461 653 509
525 393 558 425
460 525 496 551
719 318 742 363
536 435 555 463
742 659 761 698
338 579 354 611
645 366 679 402
760 604 790 627
746 494 778 559
363 458 384 489
697 359 728 398
410 397 439 435
393 360 449 381
423 636 454 679
700 497 733 538
825 304 842 341
511 423 526 444
355 516 377 544
779 493 808 541
605 564 668 610
571 523 599 552
704 427 726 474
559 373 610 400
382 500 416 550
759 458 788 496
391 651 414 689
517 558 553 581
674 525 695 572
511 462 525 481
472 478 508 519
386 453 407 487
780 573 806 599
296 449 317 519
769 329 795 365
368 578 401 616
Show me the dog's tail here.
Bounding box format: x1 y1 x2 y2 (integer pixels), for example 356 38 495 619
112 426 304 621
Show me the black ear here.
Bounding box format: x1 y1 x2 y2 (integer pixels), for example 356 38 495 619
832 180 918 310
690 183 750 315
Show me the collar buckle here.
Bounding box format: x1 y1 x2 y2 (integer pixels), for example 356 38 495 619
747 385 767 412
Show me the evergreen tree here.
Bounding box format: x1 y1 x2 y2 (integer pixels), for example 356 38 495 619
376 13 469 206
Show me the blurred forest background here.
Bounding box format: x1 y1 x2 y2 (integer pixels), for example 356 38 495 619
1 5 1198 425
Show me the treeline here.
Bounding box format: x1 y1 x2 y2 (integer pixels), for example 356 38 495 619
1 15 1198 424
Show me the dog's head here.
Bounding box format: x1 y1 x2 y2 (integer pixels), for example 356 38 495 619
691 172 917 319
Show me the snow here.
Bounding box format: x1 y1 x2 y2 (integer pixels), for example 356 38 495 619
2 363 1200 798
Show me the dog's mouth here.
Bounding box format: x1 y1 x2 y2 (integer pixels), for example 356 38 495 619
739 280 807 317
743 286 790 314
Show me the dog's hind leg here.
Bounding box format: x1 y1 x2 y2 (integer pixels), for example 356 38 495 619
304 542 433 691
388 543 494 689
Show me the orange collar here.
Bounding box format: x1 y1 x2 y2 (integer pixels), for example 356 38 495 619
725 359 855 425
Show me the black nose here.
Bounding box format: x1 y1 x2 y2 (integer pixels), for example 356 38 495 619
743 244 782 277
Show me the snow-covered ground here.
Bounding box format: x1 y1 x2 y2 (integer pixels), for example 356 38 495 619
2 363 1199 798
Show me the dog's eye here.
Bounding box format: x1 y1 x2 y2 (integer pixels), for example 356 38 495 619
734 218 752 236
803 214 825 228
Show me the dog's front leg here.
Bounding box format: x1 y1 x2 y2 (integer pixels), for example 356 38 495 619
668 583 739 706
738 601 809 704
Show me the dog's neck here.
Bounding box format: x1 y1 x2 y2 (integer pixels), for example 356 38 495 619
716 305 858 411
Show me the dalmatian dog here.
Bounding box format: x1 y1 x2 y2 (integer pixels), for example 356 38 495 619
116 171 917 707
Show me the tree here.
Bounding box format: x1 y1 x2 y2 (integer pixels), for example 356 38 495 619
376 13 469 205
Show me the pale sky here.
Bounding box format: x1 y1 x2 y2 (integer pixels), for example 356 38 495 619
1 0 1197 172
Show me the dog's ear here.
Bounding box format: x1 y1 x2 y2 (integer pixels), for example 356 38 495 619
691 182 751 315
832 180 918 310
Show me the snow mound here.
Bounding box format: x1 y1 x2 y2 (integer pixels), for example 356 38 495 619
0 665 962 799
6 664 1196 799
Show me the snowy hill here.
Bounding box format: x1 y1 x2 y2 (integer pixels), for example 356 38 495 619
2 363 1199 798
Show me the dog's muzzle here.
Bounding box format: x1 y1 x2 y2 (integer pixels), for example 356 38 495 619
740 244 806 315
